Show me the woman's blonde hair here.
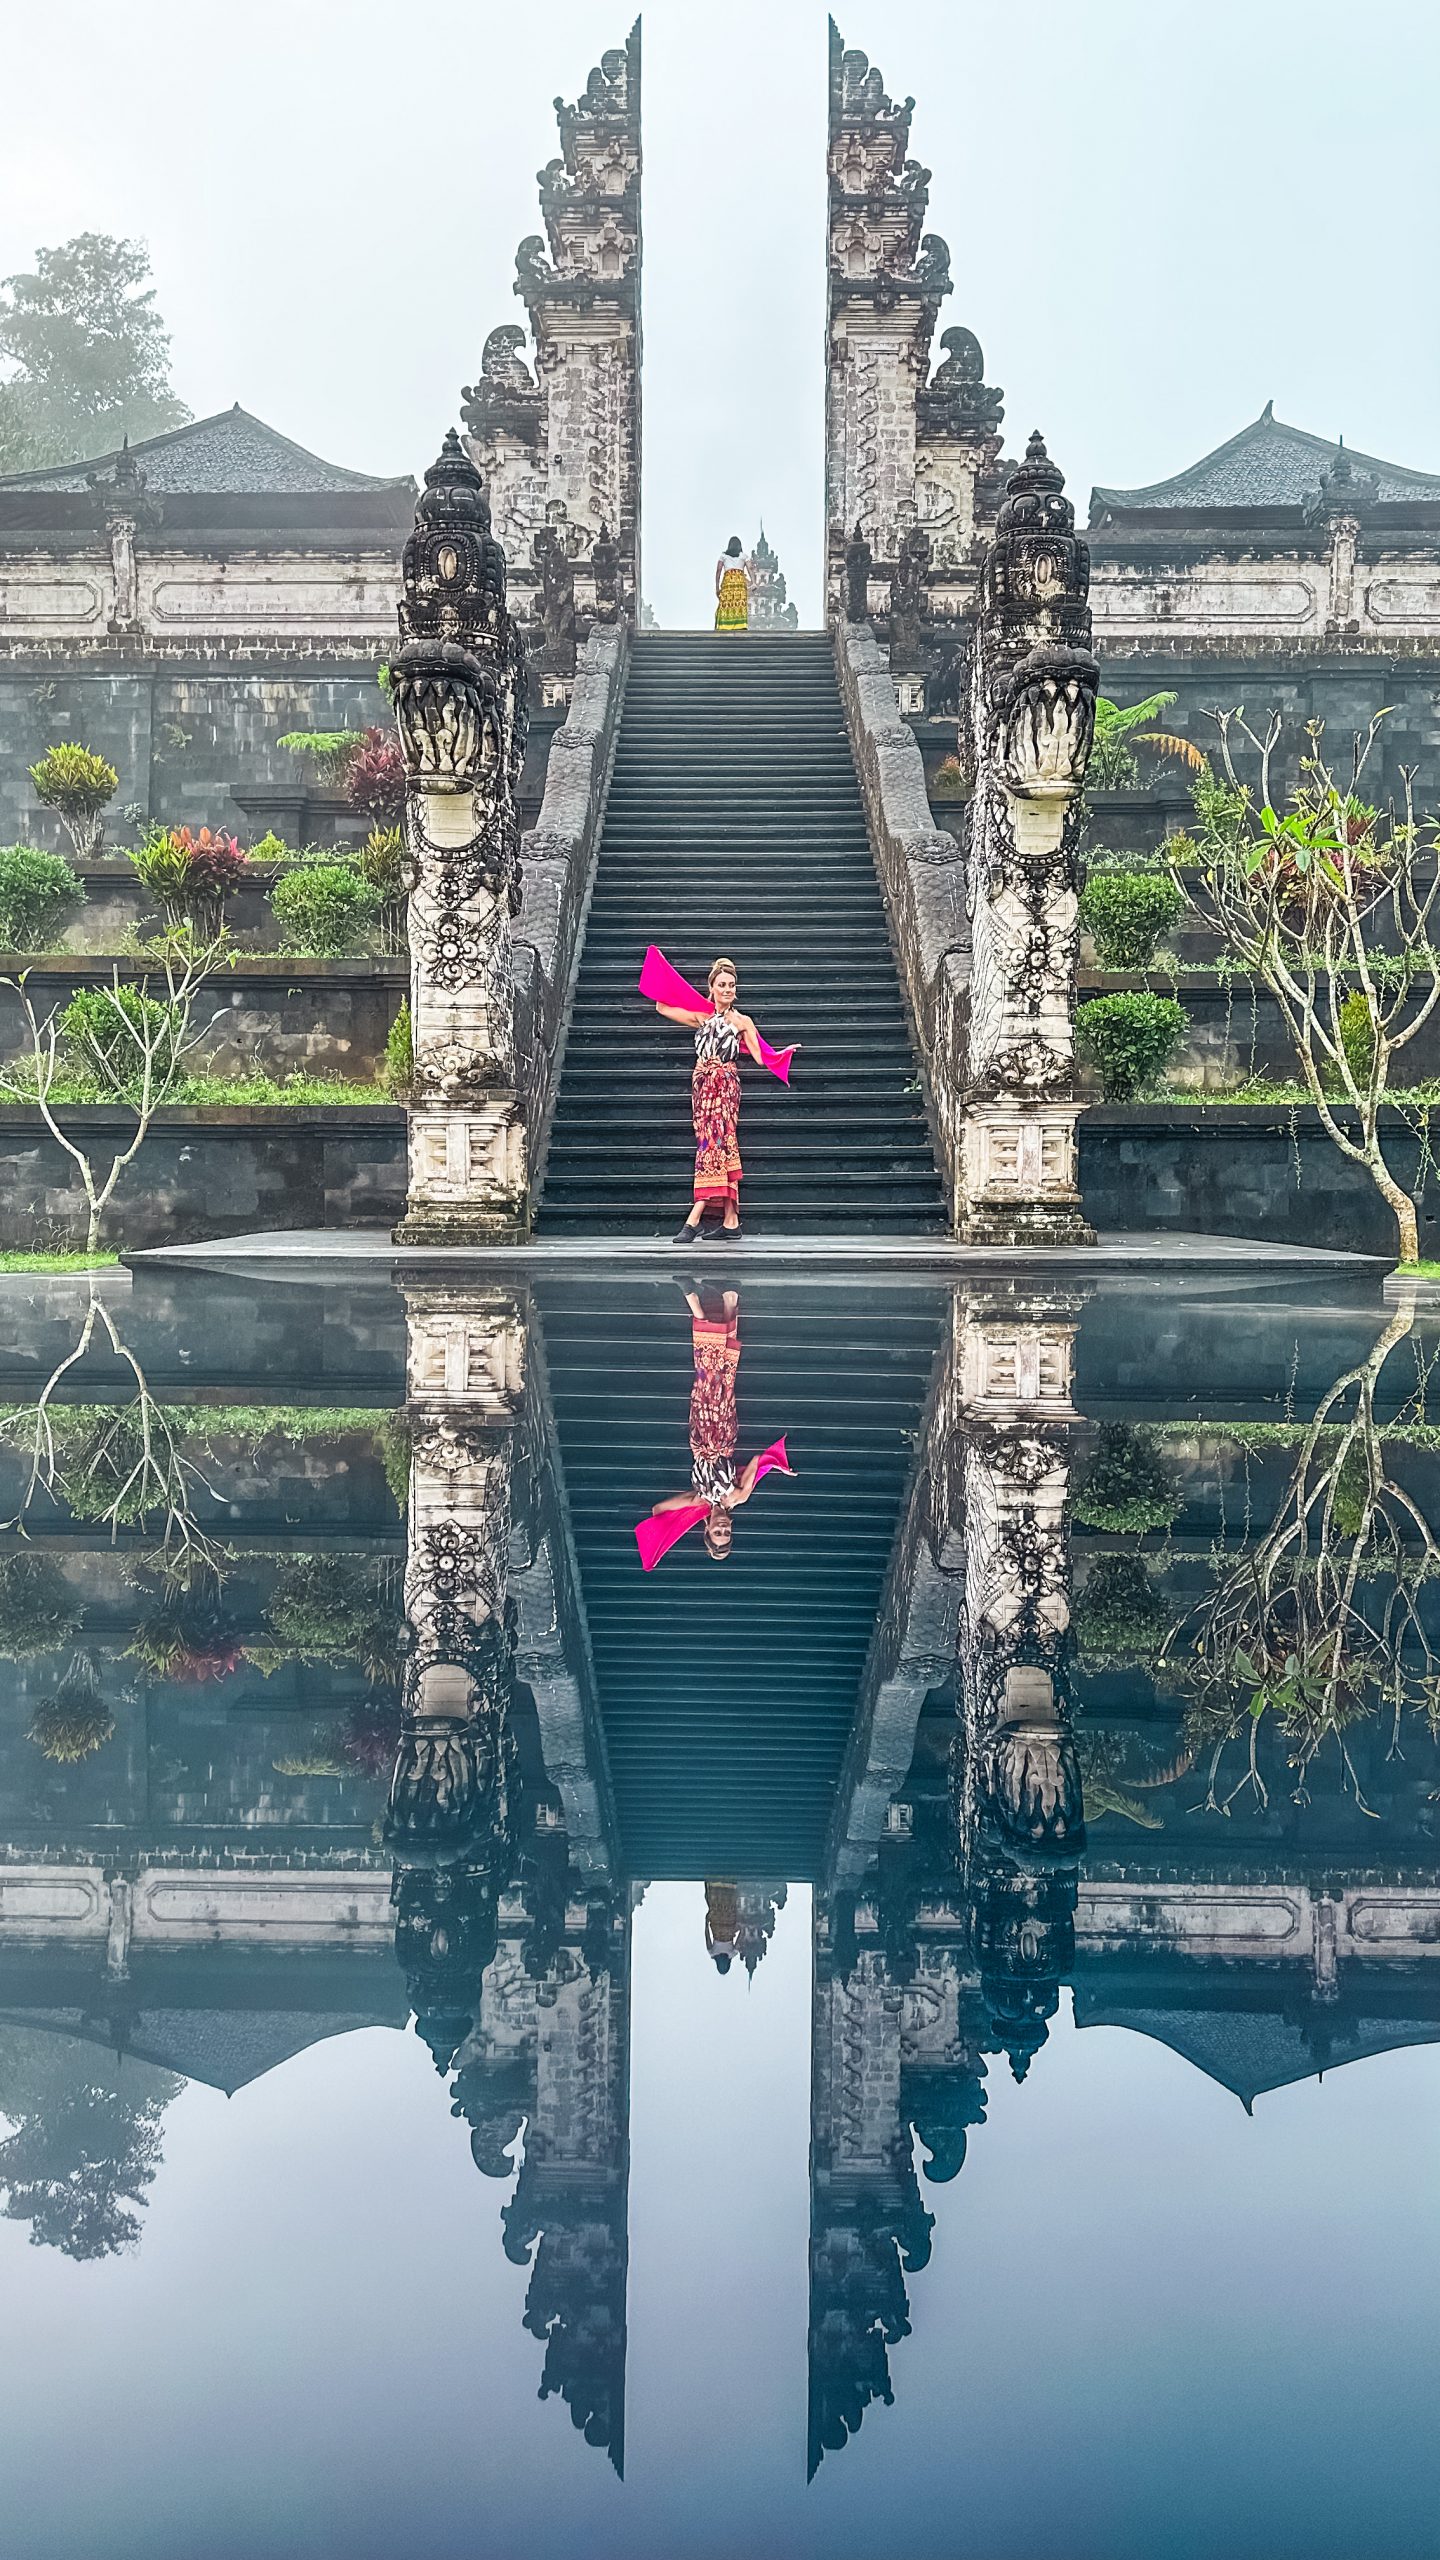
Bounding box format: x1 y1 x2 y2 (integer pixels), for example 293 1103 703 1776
708 956 738 992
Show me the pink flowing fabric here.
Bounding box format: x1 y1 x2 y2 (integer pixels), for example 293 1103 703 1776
634 1436 793 1571
638 946 797 1084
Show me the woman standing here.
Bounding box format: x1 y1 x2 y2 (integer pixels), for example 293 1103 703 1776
654 957 763 1240
714 535 751 632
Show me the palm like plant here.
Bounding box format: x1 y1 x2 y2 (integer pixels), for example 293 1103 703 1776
1089 691 1209 790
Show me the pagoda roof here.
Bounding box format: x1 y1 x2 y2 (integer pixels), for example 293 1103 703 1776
1091 403 1440 522
0 404 411 498
1074 1989 1440 2109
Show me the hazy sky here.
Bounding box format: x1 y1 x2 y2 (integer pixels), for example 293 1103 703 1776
2 0 1437 627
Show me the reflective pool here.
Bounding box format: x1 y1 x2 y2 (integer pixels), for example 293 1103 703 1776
1 1260 1437 2560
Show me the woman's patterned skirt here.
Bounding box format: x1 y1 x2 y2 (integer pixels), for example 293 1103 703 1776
689 1313 740 1468
692 1058 742 1209
715 567 749 631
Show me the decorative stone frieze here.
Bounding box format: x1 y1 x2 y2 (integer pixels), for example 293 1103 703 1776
461 26 641 636
391 434 531 1243
959 435 1099 1244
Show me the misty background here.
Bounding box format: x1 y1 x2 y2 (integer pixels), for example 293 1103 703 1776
1 0 1436 628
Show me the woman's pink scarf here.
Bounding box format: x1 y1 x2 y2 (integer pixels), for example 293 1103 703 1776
634 1436 793 1570
638 946 797 1083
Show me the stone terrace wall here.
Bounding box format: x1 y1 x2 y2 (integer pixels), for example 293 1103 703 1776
514 625 628 1186
834 619 968 1208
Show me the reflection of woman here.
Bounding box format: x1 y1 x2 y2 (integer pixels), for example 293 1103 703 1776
704 1880 741 1973
649 1286 792 1560
714 535 750 632
655 957 763 1243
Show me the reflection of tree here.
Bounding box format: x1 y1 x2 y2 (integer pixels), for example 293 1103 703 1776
1166 1303 1440 1811
0 2029 181 2260
3 1283 225 1591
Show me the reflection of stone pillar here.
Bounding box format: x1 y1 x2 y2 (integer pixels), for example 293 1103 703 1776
386 1287 528 2007
391 435 530 1244
953 1288 1085 2077
961 436 1098 1245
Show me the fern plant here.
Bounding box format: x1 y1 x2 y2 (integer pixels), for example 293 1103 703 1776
1088 694 1209 791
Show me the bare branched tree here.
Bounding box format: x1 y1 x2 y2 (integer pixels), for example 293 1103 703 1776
0 931 226 1256
1181 712 1440 1261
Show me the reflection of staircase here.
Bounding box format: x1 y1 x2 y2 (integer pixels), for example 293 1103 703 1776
539 632 945 1232
533 1277 944 1876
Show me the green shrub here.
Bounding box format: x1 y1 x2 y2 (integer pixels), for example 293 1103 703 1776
29 743 119 857
1074 1553 1171 1665
277 730 362 779
270 863 380 956
129 826 246 930
382 997 413 1097
0 845 84 951
1073 1424 1182 1535
0 1554 81 1659
1075 991 1187 1099
247 831 292 865
1338 988 1378 1090
1078 869 1184 971
60 985 186 1097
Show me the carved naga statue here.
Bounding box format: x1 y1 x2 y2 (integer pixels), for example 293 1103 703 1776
958 432 1099 1246
390 432 531 1243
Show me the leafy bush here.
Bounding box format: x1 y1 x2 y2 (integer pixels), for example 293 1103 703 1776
266 1556 400 1682
931 755 968 802
1074 1553 1171 1665
382 997 413 1097
1338 988 1378 1091
357 825 405 904
1073 1424 1182 1535
60 985 186 1097
130 825 246 929
1079 868 1184 971
130 1597 244 1685
270 863 380 956
346 729 405 826
28 1651 113 1762
0 1554 81 1659
29 744 119 858
0 845 84 950
277 730 362 779
1075 991 1187 1099
247 831 292 865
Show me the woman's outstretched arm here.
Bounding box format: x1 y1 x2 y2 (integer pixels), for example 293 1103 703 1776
655 1000 707 1027
652 1490 700 1515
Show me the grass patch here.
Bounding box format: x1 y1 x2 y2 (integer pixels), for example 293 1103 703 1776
1395 1261 1440 1280
0 1250 120 1272
0 1065 389 1108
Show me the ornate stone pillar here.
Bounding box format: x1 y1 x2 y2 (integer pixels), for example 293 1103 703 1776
952 1285 1086 2077
959 435 1099 1244
391 433 530 1243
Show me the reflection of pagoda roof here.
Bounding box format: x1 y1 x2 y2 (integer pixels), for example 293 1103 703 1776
0 2004 396 2095
1073 1971 1440 2108
0 1946 406 2092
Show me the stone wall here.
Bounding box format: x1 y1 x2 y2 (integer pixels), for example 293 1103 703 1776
0 1102 405 1248
0 958 404 1082
833 620 967 1200
515 626 628 1184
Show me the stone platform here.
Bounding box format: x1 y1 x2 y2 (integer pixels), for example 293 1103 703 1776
125 1226 1393 1279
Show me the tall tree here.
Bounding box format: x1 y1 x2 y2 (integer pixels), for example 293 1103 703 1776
0 233 191 473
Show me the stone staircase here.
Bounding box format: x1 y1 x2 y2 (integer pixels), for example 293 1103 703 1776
537 632 946 1232
533 1276 944 1877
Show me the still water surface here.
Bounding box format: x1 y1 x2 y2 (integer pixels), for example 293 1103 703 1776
0 1262 1437 2560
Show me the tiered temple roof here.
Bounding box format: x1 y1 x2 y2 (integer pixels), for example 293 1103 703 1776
1091 402 1440 522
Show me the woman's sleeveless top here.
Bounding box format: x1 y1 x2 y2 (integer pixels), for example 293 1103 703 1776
695 1010 742 1064
693 1449 737 1500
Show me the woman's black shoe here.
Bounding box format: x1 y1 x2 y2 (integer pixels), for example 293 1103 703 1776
672 1220 701 1243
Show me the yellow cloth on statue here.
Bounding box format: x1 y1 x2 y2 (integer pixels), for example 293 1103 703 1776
715 567 749 630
